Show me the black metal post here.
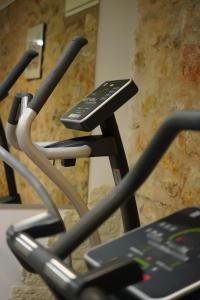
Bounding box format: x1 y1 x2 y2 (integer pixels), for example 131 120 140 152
0 117 21 203
100 114 140 232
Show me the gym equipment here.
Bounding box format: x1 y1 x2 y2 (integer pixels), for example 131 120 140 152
7 110 200 299
0 49 38 203
4 145 142 297
60 79 140 232
6 36 101 248
6 36 140 234
7 79 140 231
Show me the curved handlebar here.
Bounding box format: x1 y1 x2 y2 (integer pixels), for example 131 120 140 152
10 101 195 299
7 232 142 300
50 110 200 258
0 144 65 237
0 49 38 101
28 36 88 113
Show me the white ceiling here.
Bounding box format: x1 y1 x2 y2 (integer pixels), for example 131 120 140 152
0 0 15 10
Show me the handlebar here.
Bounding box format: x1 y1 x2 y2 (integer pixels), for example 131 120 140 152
50 110 200 258
28 36 87 113
9 108 198 298
0 49 38 101
8 109 200 257
7 232 142 300
0 143 65 237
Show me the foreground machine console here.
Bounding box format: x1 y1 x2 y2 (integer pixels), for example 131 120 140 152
86 207 200 299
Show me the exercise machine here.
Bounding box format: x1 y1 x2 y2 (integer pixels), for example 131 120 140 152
4 119 142 299
7 79 140 231
7 110 200 299
0 49 37 203
6 36 140 233
6 36 101 248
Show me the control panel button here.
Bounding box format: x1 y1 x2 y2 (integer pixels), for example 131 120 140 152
143 274 152 282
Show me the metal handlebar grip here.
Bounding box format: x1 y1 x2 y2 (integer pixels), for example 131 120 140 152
28 36 88 114
0 49 38 101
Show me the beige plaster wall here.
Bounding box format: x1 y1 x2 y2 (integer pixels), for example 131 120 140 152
0 0 98 205
129 0 200 223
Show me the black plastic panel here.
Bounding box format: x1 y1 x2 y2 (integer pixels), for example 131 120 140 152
86 207 200 299
44 135 117 157
60 79 138 131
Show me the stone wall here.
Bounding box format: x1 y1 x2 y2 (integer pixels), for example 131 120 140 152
0 0 98 205
6 0 200 298
129 0 200 223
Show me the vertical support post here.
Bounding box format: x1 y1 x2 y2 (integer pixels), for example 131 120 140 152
100 114 140 232
0 118 21 203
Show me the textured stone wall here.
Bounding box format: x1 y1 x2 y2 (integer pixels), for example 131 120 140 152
0 0 98 205
129 0 200 223
7 0 200 298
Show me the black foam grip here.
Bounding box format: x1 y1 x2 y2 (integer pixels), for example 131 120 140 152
8 94 22 125
28 36 88 114
0 50 38 101
50 110 200 258
8 93 33 125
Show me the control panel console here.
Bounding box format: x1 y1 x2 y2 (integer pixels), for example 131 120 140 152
60 79 138 131
85 207 200 299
